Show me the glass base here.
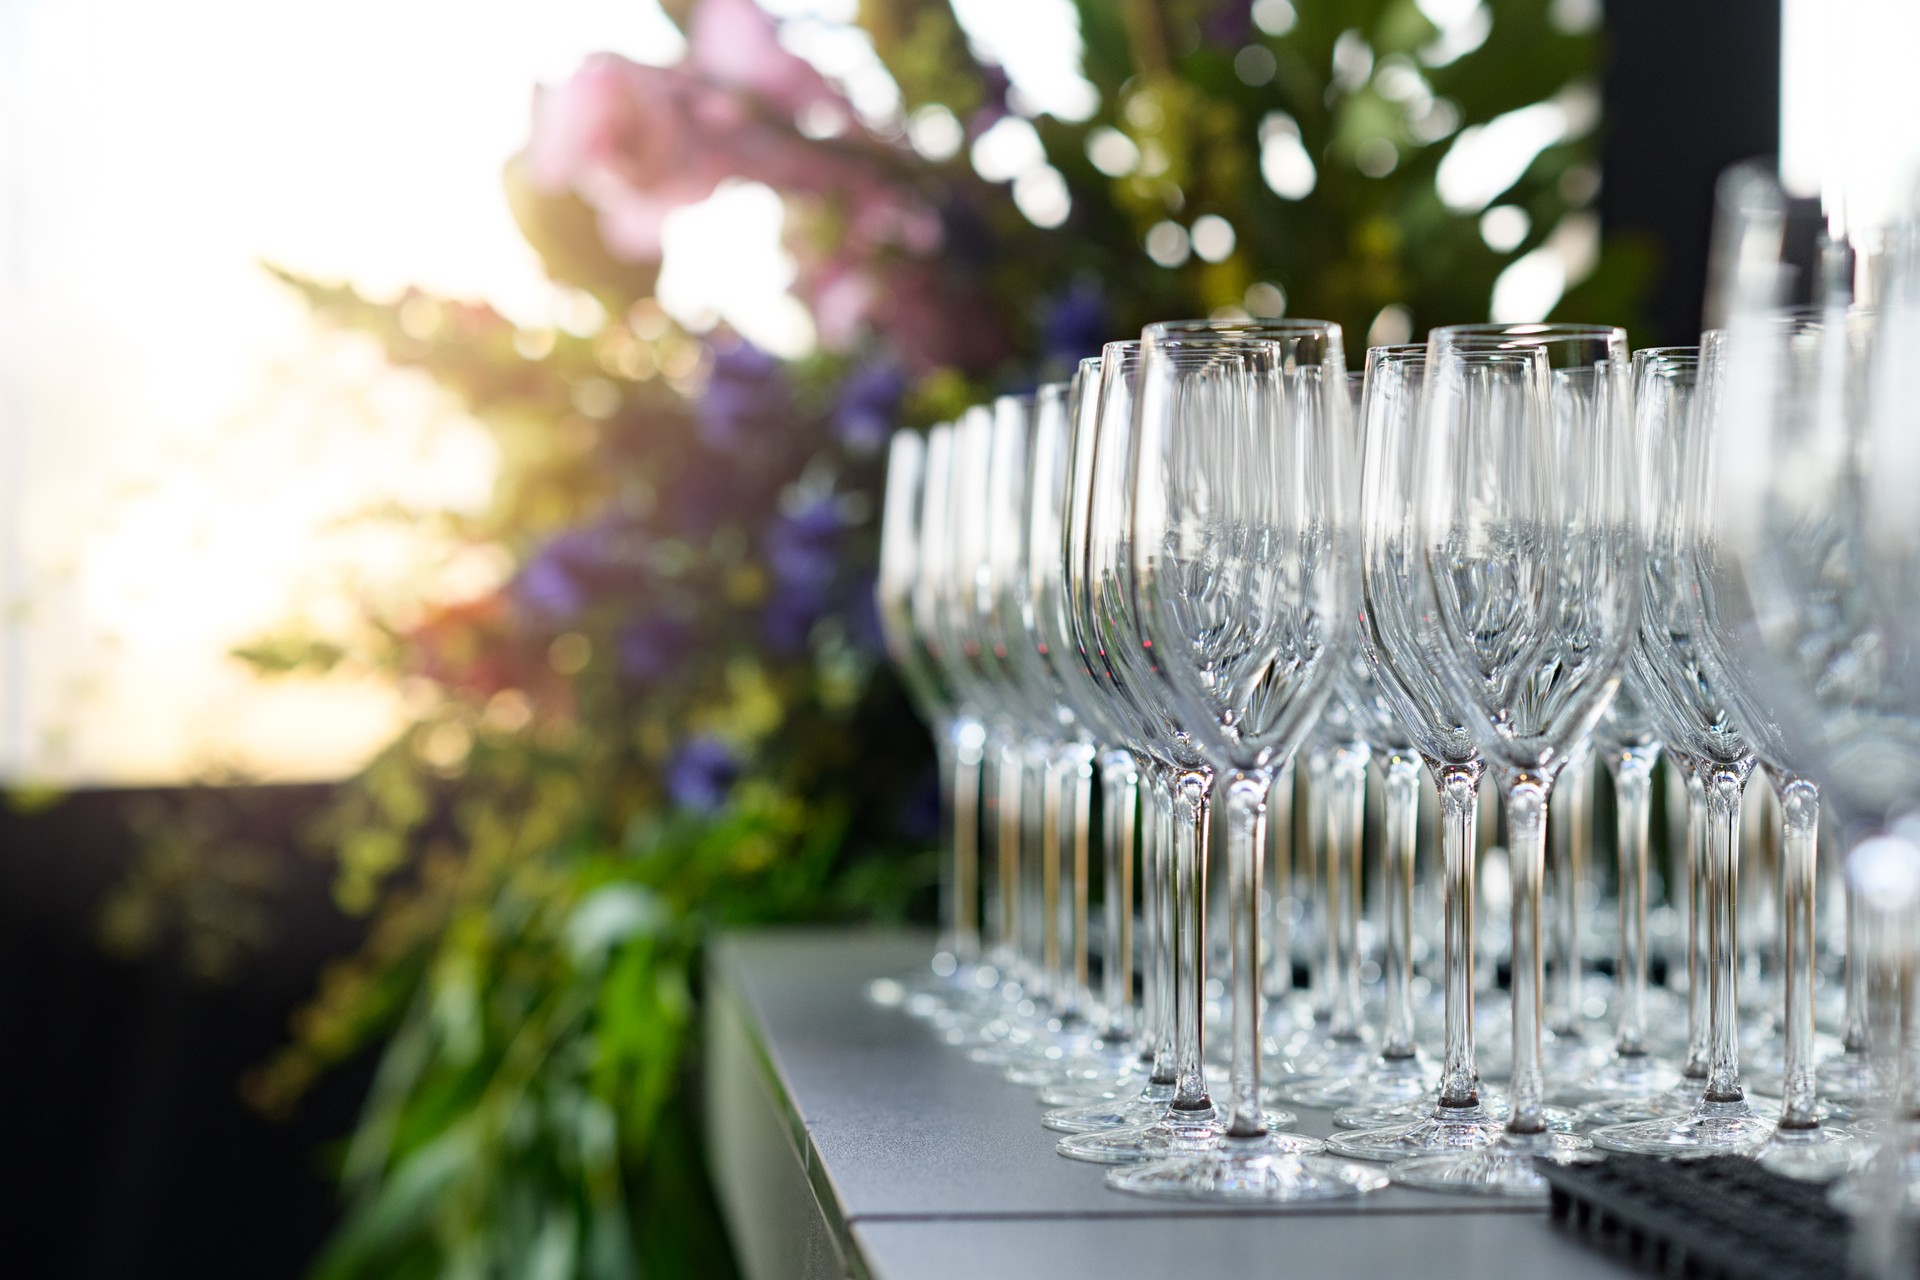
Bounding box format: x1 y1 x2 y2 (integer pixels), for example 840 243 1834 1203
1105 1133 1388 1202
1003 1037 1135 1088
1589 1097 1776 1156
1285 1053 1433 1111
1818 1049 1878 1110
1390 1129 1595 1200
1268 1031 1378 1082
1757 1123 1858 1182
1550 1051 1683 1106
1043 1082 1175 1134
1037 1066 1148 1108
1055 1106 1313 1165
1327 1100 1507 1162
1333 1087 1578 1132
1576 1082 1704 1128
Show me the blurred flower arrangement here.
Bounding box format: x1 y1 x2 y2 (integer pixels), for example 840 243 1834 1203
217 0 1644 1274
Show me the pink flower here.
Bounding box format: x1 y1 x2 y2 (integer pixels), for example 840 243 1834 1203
519 12 946 270
808 262 878 352
688 0 840 119
526 55 739 257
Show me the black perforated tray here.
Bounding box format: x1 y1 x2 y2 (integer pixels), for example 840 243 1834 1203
1540 1154 1851 1280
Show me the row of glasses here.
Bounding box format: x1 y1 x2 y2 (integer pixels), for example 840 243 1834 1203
876 291 1893 1206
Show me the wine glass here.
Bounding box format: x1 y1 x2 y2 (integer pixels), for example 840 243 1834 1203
873 426 989 1015
1388 323 1634 1197
1052 340 1307 1161
1288 360 1433 1111
1329 344 1507 1160
982 390 1122 1082
1103 320 1381 1201
1551 360 1688 1107
1009 376 1151 1090
1590 345 1793 1156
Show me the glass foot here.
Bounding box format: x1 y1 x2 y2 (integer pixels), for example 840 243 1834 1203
1818 1049 1878 1110
1286 1054 1434 1111
1390 1129 1595 1200
1576 1082 1704 1128
1328 1100 1507 1161
1003 1039 1134 1088
1043 1084 1174 1134
1550 1052 1683 1106
1757 1123 1858 1182
1056 1107 1313 1165
1105 1133 1388 1202
1589 1097 1776 1156
1037 1067 1148 1108
1269 1031 1377 1081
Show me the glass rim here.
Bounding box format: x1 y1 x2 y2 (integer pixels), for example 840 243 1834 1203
1430 322 1625 339
1132 334 1293 371
1429 322 1625 371
1632 345 1699 365
1144 316 1339 337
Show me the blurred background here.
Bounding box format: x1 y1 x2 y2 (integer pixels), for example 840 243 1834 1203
0 0 1828 1273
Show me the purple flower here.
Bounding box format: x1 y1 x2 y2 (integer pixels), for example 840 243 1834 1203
698 343 791 449
513 517 656 623
765 498 842 589
619 613 693 680
1043 283 1109 368
514 523 618 620
666 736 740 813
844 576 885 656
664 455 737 538
834 360 907 451
762 580 831 655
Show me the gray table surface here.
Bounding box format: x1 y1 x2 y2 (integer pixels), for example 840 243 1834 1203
710 928 1640 1280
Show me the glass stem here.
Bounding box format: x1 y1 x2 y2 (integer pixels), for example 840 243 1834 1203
1171 769 1215 1113
1703 764 1750 1104
1224 771 1271 1138
1505 776 1550 1135
1844 877 1870 1055
1265 758 1296 1006
933 727 959 969
1684 771 1710 1081
1304 747 1332 1020
1777 774 1821 1128
1042 751 1069 1020
1609 747 1659 1059
1148 784 1177 1083
1064 746 1094 1022
1100 751 1139 1042
1381 751 1423 1061
992 742 1020 982
1437 763 1483 1108
1019 746 1046 997
1327 742 1370 1041
951 719 985 967
1550 749 1591 1037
